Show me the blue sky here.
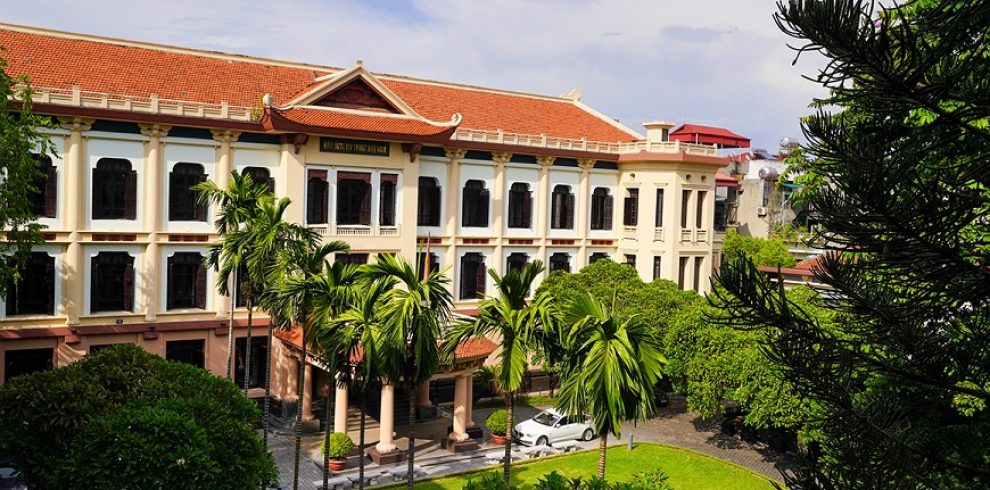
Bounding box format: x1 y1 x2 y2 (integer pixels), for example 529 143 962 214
3 0 826 150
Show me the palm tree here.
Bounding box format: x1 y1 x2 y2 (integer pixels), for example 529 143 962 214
195 171 270 381
319 276 395 490
364 253 453 490
267 240 350 490
443 261 555 483
555 292 665 480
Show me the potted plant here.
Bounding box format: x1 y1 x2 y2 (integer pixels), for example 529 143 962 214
322 432 355 471
486 409 509 445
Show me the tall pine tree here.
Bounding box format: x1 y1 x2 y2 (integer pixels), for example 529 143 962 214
716 1 990 488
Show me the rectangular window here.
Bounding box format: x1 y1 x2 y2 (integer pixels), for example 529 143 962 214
28 155 57 218
306 169 329 224
681 190 691 229
459 253 486 299
4 348 53 382
336 172 371 225
92 158 136 220
694 257 704 292
590 188 613 230
625 254 636 268
417 177 442 226
653 256 662 280
696 191 707 229
90 252 134 312
168 163 208 222
655 188 664 227
416 252 440 279
166 339 205 369
678 256 689 290
5 252 55 316
166 252 206 310
623 189 639 226
234 336 269 390
380 174 398 226
336 253 369 265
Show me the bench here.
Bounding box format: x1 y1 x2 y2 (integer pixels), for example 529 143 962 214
311 475 352 489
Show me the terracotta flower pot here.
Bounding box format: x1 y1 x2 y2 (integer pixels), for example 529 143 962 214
491 434 508 445
328 458 347 472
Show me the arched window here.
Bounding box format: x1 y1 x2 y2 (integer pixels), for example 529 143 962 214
590 188 613 230
417 252 440 279
506 252 529 272
337 172 371 225
242 166 275 193
462 180 490 227
28 155 57 218
417 177 442 226
507 183 532 229
169 163 208 221
551 185 574 229
549 252 571 273
459 253 486 299
590 252 609 264
166 252 206 310
306 169 329 224
92 158 136 220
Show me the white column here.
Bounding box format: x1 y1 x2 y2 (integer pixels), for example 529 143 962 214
210 130 239 319
466 374 475 428
334 379 349 433
444 149 466 297
418 381 432 407
491 152 511 278
58 117 93 325
451 374 469 441
139 124 170 322
376 383 397 453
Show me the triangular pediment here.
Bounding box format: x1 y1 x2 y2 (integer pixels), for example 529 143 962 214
288 64 418 117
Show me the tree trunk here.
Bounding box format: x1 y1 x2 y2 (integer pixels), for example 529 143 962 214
226 274 235 380
244 297 253 395
598 433 608 480
261 320 272 490
406 379 417 490
503 393 514 483
359 385 367 490
321 372 333 490
292 327 308 490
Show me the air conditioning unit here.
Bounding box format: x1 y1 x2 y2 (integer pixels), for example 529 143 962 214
757 206 768 217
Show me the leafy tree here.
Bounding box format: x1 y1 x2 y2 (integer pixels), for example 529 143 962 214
555 293 665 479
0 54 57 298
444 261 556 483
721 228 797 268
0 344 276 489
717 0 990 487
364 253 453 490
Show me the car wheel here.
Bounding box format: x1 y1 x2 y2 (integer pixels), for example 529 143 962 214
582 428 594 441
537 436 549 447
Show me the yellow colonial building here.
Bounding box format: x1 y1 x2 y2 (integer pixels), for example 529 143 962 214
0 23 740 455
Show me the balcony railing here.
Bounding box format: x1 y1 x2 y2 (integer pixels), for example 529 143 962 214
307 224 401 237
450 128 718 156
653 227 664 242
622 226 638 240
680 229 693 242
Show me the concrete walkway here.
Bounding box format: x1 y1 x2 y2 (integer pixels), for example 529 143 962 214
269 396 792 489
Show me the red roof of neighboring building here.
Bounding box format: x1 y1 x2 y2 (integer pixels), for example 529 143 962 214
0 25 640 144
670 124 750 149
715 171 738 187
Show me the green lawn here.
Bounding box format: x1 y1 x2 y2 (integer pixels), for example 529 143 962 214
401 443 777 489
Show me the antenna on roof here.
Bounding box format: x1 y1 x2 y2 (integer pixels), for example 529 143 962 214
560 88 582 101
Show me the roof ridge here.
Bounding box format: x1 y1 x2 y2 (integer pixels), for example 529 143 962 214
0 22 584 106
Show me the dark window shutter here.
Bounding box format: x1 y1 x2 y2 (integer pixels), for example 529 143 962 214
430 186 441 225
462 186 471 225
166 256 174 310
476 260 487 297
551 192 561 228
479 188 490 226
91 168 103 218
44 164 57 218
194 263 207 309
124 170 137 220
603 196 613 230
459 258 470 299
565 193 575 229
359 182 371 225
195 174 208 221
90 258 99 311
522 191 532 228
122 259 134 311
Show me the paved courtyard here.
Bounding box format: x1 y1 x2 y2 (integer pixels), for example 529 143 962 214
268 395 792 489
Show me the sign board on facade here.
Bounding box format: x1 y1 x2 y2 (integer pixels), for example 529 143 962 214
319 137 390 157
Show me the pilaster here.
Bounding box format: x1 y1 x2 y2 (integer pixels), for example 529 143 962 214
535 156 555 263
577 159 595 269
443 148 467 289
210 129 240 318
139 124 171 321
490 152 511 277
58 117 94 325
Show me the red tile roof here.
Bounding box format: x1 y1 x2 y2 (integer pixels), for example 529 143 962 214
274 327 496 362
266 108 457 138
0 25 640 144
670 124 750 148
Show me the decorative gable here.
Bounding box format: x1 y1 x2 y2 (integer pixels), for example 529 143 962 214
311 77 401 113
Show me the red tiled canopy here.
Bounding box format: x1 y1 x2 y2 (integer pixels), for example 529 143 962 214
670 124 750 149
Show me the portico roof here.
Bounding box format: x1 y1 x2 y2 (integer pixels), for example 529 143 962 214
274 327 496 363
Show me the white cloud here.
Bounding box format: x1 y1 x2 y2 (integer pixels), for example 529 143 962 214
3 0 827 149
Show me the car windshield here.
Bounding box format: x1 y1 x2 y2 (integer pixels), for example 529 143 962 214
0 466 19 478
533 411 558 426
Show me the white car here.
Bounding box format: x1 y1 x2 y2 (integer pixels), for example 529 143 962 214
512 408 595 447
